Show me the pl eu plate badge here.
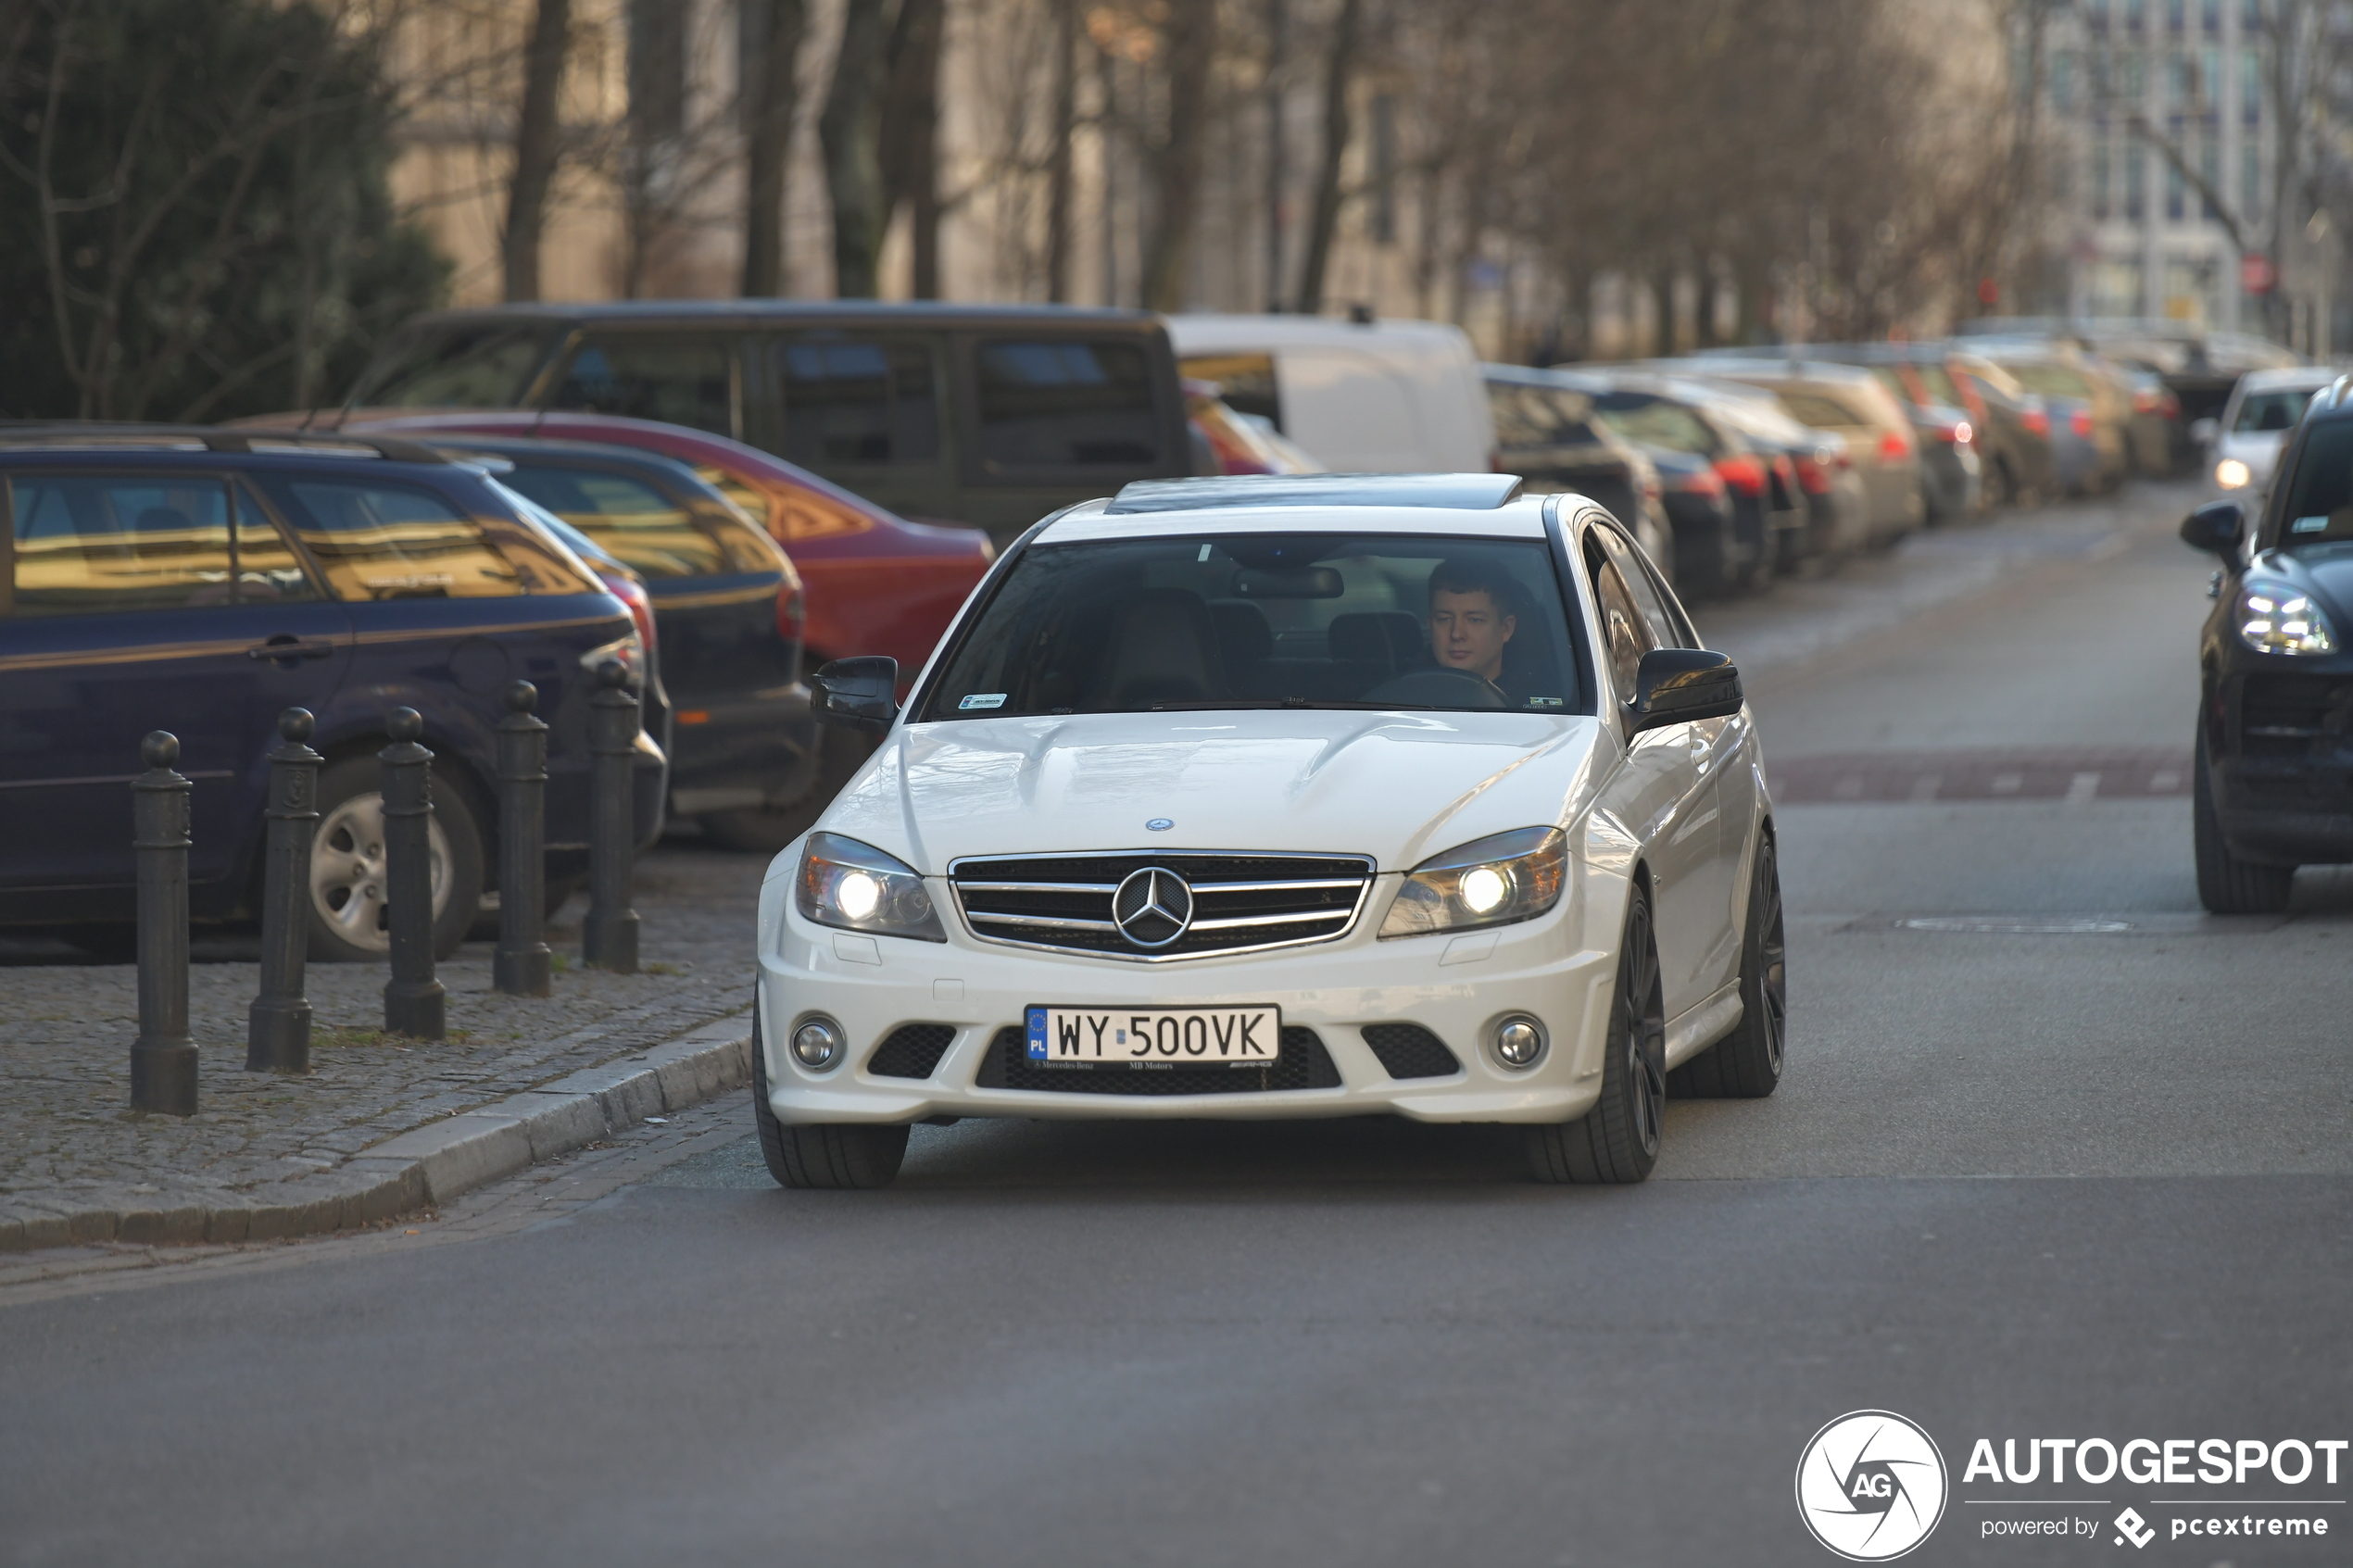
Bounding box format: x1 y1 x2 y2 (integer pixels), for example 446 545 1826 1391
1026 1006 1050 1060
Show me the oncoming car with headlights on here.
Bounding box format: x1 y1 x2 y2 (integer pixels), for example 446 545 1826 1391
753 472 1785 1188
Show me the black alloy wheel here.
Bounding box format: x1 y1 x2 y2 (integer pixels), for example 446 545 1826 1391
2193 737 2296 914
1529 882 1667 1185
751 1012 911 1189
1669 833 1786 1098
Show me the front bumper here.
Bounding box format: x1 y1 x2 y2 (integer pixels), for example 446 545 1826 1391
754 874 1618 1126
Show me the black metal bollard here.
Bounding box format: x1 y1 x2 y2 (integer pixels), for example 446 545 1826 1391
583 660 640 973
495 680 551 997
247 709 323 1073
379 709 446 1039
131 731 197 1116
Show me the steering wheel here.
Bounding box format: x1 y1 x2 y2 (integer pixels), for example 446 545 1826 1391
1359 667 1510 709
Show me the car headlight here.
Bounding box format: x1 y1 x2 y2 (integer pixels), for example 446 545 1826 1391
795 833 946 942
2239 583 2338 657
2216 458 2251 489
1379 826 1568 939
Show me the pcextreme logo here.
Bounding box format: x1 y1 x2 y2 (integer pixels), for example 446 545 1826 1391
1796 1410 1951 1562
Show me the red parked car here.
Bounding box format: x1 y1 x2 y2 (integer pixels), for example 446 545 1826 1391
332 409 993 847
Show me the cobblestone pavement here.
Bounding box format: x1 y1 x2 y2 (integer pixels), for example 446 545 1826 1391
0 841 772 1223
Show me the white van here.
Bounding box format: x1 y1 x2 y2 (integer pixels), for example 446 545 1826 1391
1166 314 1497 474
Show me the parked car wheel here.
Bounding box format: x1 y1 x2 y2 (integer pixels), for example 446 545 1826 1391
306 754 485 963
700 726 875 854
1527 883 1666 1184
752 1017 910 1189
2194 742 2294 914
1669 834 1785 1098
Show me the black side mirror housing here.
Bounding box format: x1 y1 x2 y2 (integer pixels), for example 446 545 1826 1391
2181 499 2246 558
811 656 900 733
1627 648 1743 734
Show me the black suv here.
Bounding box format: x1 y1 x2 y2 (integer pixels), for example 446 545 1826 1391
333 302 1194 541
2181 375 2353 910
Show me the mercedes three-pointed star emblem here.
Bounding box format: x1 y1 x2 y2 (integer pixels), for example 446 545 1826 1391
1112 866 1194 948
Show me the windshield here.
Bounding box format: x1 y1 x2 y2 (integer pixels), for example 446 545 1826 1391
2274 420 2353 545
347 323 561 408
922 533 1588 720
1593 394 1718 455
2006 363 2093 402
2235 388 2321 433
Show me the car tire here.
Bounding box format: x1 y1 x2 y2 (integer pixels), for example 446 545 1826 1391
2194 741 2294 914
1528 881 1666 1185
700 726 875 855
306 753 485 964
751 1015 911 1189
1668 833 1786 1099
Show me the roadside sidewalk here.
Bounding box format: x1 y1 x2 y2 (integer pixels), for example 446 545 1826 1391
0 948 756 1251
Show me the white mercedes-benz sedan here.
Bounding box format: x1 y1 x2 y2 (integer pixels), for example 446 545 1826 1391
752 472 1784 1188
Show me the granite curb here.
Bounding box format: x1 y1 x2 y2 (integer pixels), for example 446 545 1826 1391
0 1017 753 1253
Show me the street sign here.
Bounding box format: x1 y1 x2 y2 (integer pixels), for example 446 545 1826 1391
2241 252 2276 293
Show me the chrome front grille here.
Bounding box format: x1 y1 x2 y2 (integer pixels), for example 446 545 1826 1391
948 851 1375 960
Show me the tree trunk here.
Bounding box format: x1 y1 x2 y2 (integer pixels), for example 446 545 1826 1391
740 0 806 296
880 0 945 297
821 0 895 298
1651 266 1677 357
1139 0 1216 312
504 0 571 303
1264 0 1288 312
1045 0 1076 302
1292 0 1361 316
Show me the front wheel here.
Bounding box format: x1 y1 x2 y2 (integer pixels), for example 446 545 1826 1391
1669 833 1785 1098
751 1016 910 1189
1528 883 1666 1185
2194 742 2294 913
306 754 484 963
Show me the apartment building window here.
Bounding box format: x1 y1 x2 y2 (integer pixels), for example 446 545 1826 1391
2241 47 2261 124
2126 143 2146 219
2166 0 2184 32
2200 124 2221 220
2120 50 2145 103
2088 0 2110 33
2092 136 2112 220
2201 0 2220 34
2243 144 2263 225
2126 0 2145 31
2167 135 2186 220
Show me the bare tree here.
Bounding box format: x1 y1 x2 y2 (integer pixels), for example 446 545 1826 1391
1293 0 1362 314
822 0 894 297
1139 0 1215 311
1044 0 1077 301
880 0 947 297
740 0 806 296
502 0 570 301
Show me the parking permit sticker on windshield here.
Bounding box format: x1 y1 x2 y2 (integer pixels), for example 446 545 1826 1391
959 694 1008 710
1529 696 1563 708
2293 516 2328 533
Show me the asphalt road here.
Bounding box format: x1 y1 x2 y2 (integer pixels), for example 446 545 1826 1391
6 484 2348 1568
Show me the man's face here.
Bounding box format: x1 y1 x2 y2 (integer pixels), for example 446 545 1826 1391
1430 587 1516 682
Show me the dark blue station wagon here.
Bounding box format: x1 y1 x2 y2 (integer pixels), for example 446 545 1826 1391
0 430 666 960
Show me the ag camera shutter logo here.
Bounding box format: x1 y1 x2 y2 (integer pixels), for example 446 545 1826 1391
1796 1410 1949 1561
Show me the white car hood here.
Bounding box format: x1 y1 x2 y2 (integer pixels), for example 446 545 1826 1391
821 710 1611 874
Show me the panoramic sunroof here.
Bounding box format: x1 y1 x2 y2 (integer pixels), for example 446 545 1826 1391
1104 473 1526 514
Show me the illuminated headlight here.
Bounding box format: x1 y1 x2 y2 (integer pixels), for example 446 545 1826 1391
2238 583 2338 656
796 832 946 941
2215 458 2252 489
1379 826 1568 939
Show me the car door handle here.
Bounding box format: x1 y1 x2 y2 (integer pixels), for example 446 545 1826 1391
246 638 338 661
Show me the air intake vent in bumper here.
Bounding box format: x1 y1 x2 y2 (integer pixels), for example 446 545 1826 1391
1361 1023 1461 1079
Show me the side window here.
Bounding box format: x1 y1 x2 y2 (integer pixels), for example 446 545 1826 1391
6 474 262 616
1591 523 1692 649
497 466 725 579
774 335 940 465
270 479 523 601
974 338 1162 470
689 466 876 544
550 333 736 436
1584 531 1661 700
232 484 321 604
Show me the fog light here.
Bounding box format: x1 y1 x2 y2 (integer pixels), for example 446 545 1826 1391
1494 1014 1546 1069
791 1017 844 1069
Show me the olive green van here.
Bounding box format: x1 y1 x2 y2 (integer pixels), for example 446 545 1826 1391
340 302 1194 538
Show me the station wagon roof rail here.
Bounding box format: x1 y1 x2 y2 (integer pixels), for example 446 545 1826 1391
0 423 451 464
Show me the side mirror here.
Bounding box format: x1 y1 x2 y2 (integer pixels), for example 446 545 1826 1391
811 656 900 733
2180 499 2245 558
2189 417 2220 446
1627 647 1743 734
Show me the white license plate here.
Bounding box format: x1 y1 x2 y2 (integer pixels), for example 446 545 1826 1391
1025 1005 1281 1069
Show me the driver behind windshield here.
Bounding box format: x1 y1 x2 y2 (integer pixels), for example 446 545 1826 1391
1428 558 1519 692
